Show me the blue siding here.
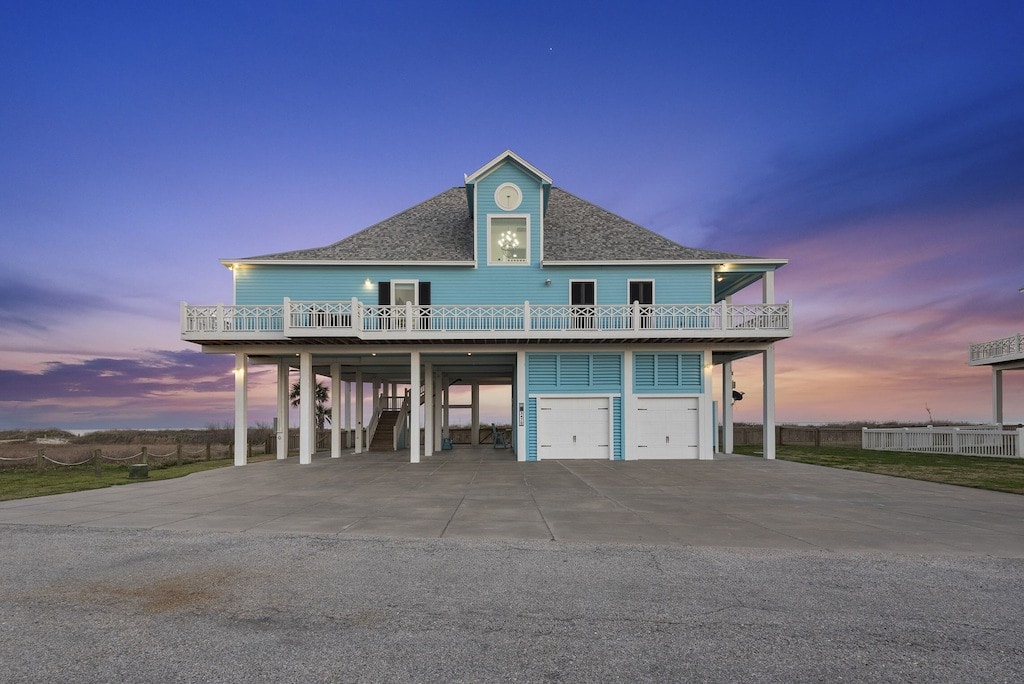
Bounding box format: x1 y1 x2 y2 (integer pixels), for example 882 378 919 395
633 353 703 393
613 397 622 460
234 264 713 307
526 397 537 461
527 353 622 392
474 162 544 268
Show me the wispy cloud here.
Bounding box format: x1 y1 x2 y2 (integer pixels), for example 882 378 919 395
0 350 235 402
0 271 125 332
708 84 1024 250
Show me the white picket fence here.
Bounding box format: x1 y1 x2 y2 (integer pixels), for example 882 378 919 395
862 426 1024 458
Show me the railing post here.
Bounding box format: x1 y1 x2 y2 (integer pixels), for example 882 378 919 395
180 301 187 335
632 301 640 331
141 446 148 465
352 297 361 332
217 303 225 332
1017 427 1024 459
282 297 292 336
406 300 414 331
176 442 183 466
721 301 729 330
523 301 531 332
205 442 211 461
953 428 961 456
94 449 102 476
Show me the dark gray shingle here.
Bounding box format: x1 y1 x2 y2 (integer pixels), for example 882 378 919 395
543 188 755 261
242 186 758 263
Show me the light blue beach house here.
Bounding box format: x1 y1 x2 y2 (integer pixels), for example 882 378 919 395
181 151 792 464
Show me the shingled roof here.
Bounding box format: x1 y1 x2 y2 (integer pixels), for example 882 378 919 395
238 186 758 263
243 187 474 262
543 188 755 261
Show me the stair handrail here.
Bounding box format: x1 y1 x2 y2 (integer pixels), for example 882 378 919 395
366 387 385 449
393 388 412 450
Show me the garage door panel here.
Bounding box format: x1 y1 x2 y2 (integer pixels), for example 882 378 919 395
635 398 699 459
537 397 611 459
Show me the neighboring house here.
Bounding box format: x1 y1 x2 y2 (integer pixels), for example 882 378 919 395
181 151 792 464
968 288 1024 425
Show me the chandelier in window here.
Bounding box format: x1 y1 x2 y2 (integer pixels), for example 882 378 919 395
498 230 520 259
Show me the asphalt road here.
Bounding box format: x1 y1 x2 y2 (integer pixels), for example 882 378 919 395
2 525 1022 683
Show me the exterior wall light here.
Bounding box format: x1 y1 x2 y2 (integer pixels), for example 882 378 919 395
364 278 373 289
544 278 551 286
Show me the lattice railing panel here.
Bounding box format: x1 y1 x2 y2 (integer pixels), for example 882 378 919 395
970 333 1023 362
225 305 284 332
288 301 354 329
727 304 790 330
183 306 221 333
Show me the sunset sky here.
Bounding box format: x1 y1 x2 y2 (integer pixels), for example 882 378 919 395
2 1 1023 430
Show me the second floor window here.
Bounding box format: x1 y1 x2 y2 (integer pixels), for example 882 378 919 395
488 215 528 265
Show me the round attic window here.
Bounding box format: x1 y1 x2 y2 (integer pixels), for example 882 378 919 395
494 183 522 211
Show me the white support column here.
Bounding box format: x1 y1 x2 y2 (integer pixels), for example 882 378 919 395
343 380 351 448
699 349 714 460
993 368 1004 427
331 363 341 458
410 352 421 463
722 360 734 454
298 352 313 464
276 360 289 460
424 362 433 457
355 371 364 453
516 350 527 461
233 353 248 466
433 371 443 453
622 351 633 460
763 345 776 460
442 379 450 441
471 382 480 446
762 271 775 304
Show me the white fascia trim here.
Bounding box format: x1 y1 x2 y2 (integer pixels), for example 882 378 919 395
542 258 789 267
465 150 553 185
220 259 476 267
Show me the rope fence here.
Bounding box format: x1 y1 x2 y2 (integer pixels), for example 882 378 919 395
0 441 267 474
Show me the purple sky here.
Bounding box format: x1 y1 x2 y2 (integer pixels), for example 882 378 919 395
1 1 1023 429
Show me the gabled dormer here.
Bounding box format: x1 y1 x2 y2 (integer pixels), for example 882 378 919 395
465 150 552 268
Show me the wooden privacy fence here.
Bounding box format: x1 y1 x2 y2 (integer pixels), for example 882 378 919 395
724 425 864 447
862 426 1024 458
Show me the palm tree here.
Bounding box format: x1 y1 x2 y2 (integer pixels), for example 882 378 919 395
290 382 331 430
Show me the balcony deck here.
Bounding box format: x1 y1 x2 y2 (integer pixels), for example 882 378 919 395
181 299 793 345
968 333 1024 367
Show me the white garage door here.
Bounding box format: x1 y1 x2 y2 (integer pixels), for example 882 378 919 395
635 397 699 459
537 397 611 460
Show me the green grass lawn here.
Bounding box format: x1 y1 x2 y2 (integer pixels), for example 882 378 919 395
734 445 1024 495
0 456 274 502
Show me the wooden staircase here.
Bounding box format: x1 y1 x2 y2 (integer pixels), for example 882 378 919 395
370 410 402 451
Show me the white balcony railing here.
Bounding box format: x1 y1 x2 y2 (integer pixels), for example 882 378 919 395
181 298 793 341
969 333 1023 365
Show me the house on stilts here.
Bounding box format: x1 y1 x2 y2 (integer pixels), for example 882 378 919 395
181 151 793 464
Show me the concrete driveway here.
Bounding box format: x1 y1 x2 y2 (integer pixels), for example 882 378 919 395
2 448 1022 556
3 449 1024 682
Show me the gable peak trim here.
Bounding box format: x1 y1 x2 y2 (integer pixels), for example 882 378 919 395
465 150 553 185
